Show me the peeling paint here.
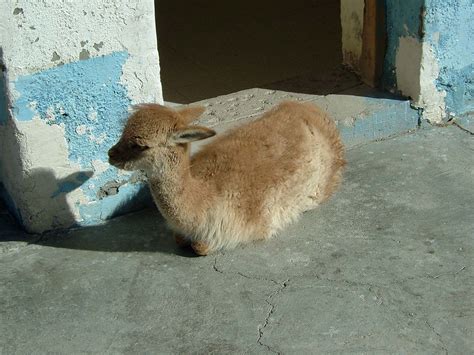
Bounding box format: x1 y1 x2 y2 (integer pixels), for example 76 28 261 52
88 111 98 121
80 182 153 224
91 159 109 175
79 49 90 60
0 0 162 232
97 180 121 199
93 41 104 51
418 41 447 122
5 52 142 231
423 0 474 118
384 0 473 122
75 124 87 135
395 36 447 122
51 51 60 62
13 52 130 165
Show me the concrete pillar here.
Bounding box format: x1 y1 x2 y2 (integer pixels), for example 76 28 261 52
0 0 162 232
382 0 473 123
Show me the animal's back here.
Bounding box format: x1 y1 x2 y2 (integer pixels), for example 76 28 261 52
191 101 345 238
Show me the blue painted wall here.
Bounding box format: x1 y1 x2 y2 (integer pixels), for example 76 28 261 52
11 52 152 228
383 0 474 119
14 51 130 161
424 0 474 118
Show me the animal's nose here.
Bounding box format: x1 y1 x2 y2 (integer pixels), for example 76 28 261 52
108 147 118 159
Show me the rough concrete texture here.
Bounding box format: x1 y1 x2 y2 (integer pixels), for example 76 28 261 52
0 0 162 232
423 0 474 118
192 88 418 152
384 0 449 124
1 125 473 353
0 0 161 100
384 0 474 123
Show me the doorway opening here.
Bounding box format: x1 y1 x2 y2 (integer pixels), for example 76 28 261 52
155 0 362 104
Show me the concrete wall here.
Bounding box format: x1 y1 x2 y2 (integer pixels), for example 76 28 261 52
423 0 474 120
383 0 473 123
341 0 365 72
0 0 162 233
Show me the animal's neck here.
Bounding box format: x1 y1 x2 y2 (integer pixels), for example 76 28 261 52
147 146 208 226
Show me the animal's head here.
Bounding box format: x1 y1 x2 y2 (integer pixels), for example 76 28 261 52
108 104 215 171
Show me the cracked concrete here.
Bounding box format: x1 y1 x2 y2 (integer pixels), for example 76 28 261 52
1 124 473 353
257 279 289 354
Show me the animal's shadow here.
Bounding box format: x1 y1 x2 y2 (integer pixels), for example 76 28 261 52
0 172 196 257
2 203 197 257
41 207 198 257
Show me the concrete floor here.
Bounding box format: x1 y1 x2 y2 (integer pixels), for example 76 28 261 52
155 0 354 103
1 123 473 353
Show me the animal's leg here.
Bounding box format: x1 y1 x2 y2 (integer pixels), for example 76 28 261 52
191 241 212 256
174 234 190 248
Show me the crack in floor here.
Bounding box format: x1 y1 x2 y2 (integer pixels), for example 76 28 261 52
236 271 280 286
425 320 449 355
211 254 289 354
212 255 223 274
257 279 289 354
211 256 456 353
434 119 474 136
451 121 474 136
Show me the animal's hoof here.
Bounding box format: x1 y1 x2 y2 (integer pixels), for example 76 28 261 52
191 241 210 256
174 234 190 248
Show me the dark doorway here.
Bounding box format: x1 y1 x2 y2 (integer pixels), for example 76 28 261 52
155 0 360 103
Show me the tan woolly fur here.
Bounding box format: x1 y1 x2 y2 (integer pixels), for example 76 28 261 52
108 101 345 255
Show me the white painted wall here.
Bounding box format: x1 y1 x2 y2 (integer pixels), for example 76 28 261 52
0 0 163 232
0 0 162 102
395 36 446 123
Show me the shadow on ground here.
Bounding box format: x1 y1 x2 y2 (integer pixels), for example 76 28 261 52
0 205 197 257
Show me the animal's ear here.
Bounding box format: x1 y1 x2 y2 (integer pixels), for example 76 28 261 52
177 106 205 123
171 126 216 144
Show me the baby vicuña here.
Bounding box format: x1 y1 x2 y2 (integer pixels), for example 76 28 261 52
108 101 345 255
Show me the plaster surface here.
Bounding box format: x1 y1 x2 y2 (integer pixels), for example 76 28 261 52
396 36 446 123
384 0 473 123
0 0 162 103
423 0 474 118
0 0 162 232
1 126 472 353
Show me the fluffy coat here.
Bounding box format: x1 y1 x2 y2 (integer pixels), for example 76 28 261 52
108 101 345 255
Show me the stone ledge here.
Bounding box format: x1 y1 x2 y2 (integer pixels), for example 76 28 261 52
190 87 419 153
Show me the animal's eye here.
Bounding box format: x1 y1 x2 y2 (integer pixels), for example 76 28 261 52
130 142 149 151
